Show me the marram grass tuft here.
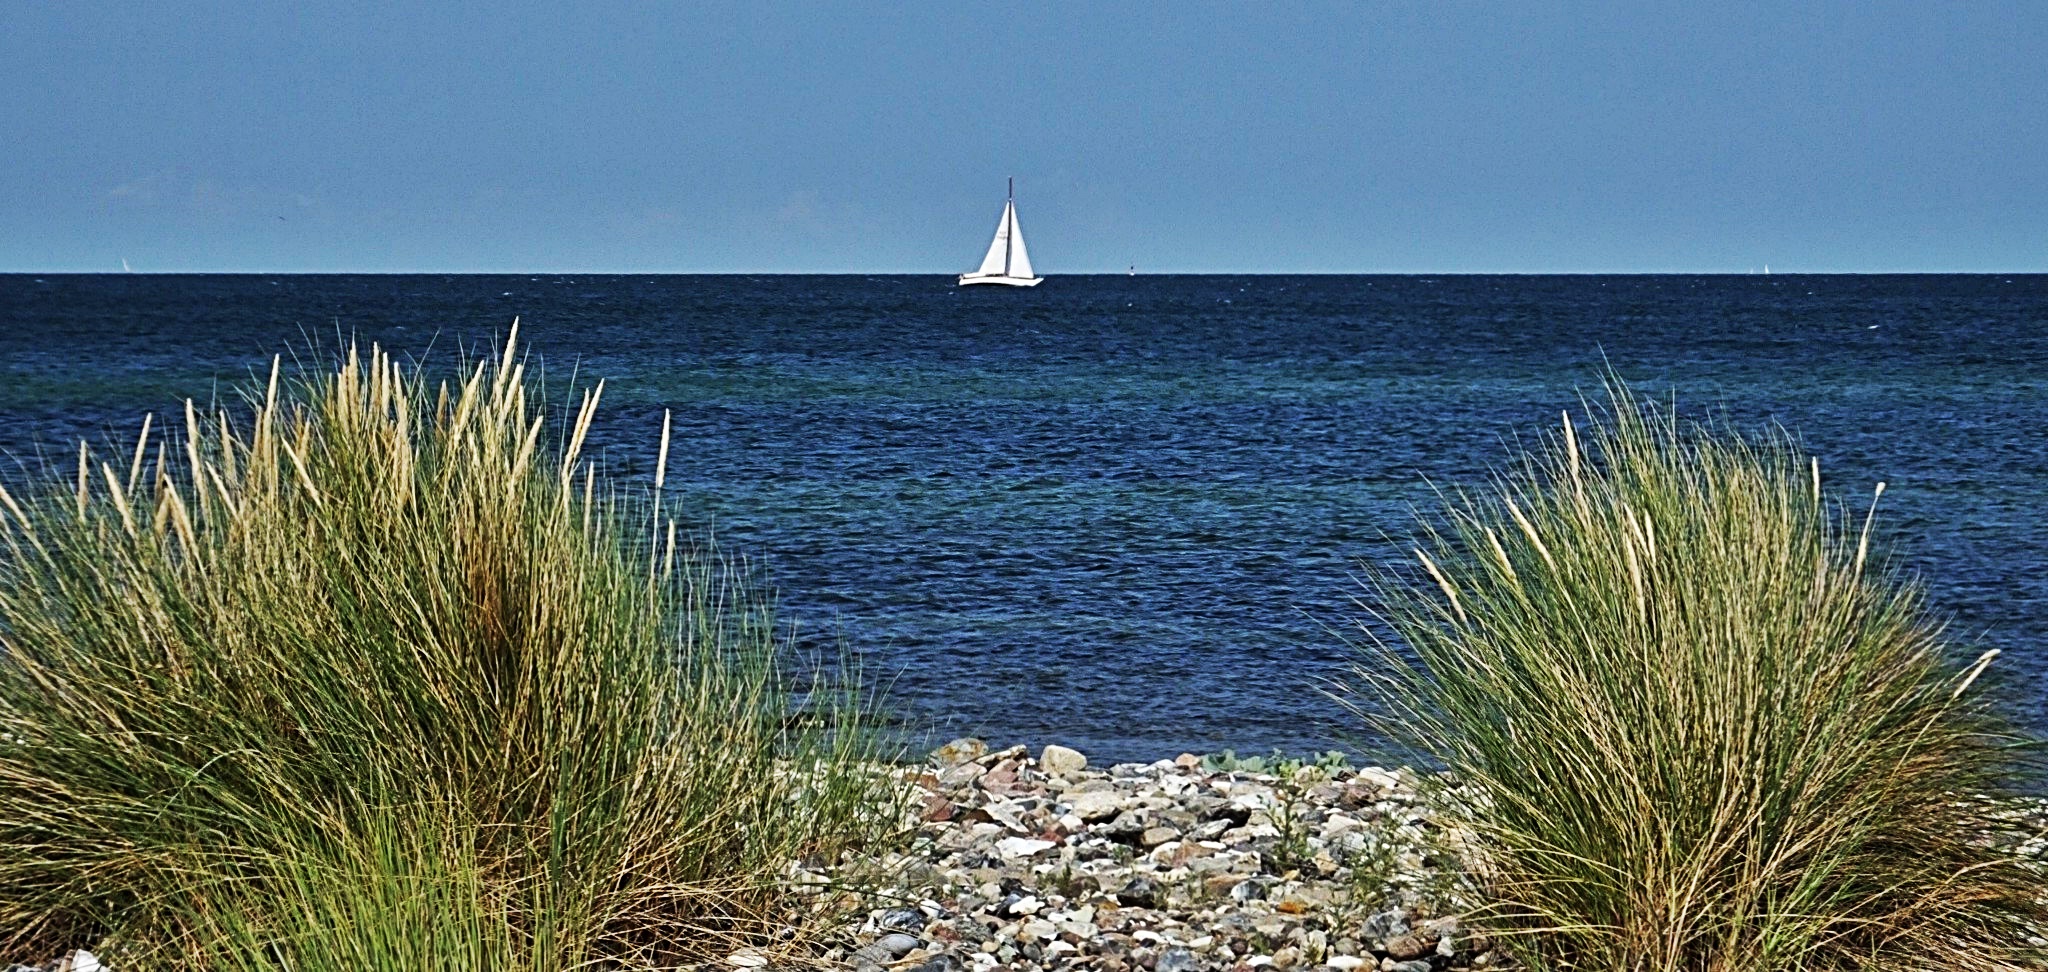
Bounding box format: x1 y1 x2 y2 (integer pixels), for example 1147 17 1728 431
0 325 904 968
1352 381 2047 972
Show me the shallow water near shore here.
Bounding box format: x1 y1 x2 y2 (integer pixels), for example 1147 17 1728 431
3 273 2046 764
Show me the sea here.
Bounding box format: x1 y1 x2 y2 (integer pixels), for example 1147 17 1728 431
2 273 2045 764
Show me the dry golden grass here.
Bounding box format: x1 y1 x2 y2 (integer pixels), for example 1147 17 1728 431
0 324 903 968
1355 381 2047 972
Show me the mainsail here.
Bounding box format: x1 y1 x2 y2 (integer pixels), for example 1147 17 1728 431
975 201 1014 276
958 178 1044 287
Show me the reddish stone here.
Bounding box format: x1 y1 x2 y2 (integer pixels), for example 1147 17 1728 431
1383 931 1439 961
980 759 1020 791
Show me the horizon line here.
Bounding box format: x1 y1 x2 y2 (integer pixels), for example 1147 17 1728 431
7 269 2046 277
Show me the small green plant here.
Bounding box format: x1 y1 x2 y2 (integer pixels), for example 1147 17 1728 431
1202 748 1352 776
1201 749 1260 774
1353 380 2048 972
1263 788 1315 875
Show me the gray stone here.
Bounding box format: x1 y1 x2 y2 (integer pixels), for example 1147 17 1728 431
879 907 926 932
1386 962 1432 972
1104 809 1148 842
1067 789 1123 821
848 932 922 969
1155 946 1198 972
1360 908 1410 941
910 957 962 972
1116 876 1161 908
874 933 921 958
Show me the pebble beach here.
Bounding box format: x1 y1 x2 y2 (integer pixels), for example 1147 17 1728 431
795 740 1494 972
793 740 2048 972
9 739 2047 972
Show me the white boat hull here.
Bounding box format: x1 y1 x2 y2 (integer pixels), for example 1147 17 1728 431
957 274 1043 287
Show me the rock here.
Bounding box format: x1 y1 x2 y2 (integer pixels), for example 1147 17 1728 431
911 957 963 972
1104 809 1149 843
933 737 988 767
938 761 988 788
1230 877 1273 903
849 932 923 968
1385 962 1432 972
984 800 1030 833
994 836 1056 859
1040 744 1088 776
1156 946 1199 972
977 744 1028 766
725 950 769 968
880 907 927 932
1202 872 1246 901
1360 908 1410 941
1115 875 1161 908
1323 958 1368 971
874 933 922 958
1140 825 1181 848
1067 789 1123 822
1382 931 1436 961
979 760 1021 793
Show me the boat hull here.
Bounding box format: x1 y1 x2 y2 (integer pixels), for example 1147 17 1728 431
957 274 1043 287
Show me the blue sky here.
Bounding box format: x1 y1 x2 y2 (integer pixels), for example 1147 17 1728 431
4 2 2044 273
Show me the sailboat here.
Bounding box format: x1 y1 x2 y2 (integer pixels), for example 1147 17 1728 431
958 178 1042 287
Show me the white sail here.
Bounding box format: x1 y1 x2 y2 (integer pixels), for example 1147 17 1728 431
958 180 1044 287
1005 203 1034 280
975 201 1014 276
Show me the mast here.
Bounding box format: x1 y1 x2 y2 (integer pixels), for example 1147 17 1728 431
1004 177 1014 277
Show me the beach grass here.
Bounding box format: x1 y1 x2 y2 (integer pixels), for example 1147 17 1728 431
0 325 903 967
1354 380 2047 971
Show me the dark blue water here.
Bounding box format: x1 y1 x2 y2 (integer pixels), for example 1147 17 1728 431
3 274 2046 763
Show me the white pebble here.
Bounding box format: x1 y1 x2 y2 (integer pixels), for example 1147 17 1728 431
995 836 1057 859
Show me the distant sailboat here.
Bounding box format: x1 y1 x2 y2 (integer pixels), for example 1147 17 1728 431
121 258 132 273
958 178 1043 287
